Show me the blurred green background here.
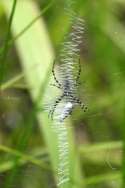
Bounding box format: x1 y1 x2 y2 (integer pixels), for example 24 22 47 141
0 0 125 188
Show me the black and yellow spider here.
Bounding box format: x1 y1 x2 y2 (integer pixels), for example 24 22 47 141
49 59 87 121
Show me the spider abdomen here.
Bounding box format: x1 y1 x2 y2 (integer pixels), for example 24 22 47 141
59 102 74 122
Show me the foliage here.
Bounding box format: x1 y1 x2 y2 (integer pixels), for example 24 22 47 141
0 0 124 188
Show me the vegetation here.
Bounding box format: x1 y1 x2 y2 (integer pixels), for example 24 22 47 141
0 0 125 187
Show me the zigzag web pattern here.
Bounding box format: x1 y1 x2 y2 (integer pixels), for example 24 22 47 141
47 1 87 186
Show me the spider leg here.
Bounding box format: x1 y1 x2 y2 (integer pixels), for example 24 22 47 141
75 58 81 85
50 83 61 89
48 94 65 119
52 60 62 88
70 95 88 112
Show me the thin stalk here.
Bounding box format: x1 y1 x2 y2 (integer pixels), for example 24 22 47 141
0 145 50 171
85 172 121 185
0 0 54 57
0 0 17 86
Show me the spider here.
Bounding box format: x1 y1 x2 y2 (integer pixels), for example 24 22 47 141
49 59 87 121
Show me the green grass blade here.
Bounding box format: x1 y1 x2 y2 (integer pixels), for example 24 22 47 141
0 0 17 85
